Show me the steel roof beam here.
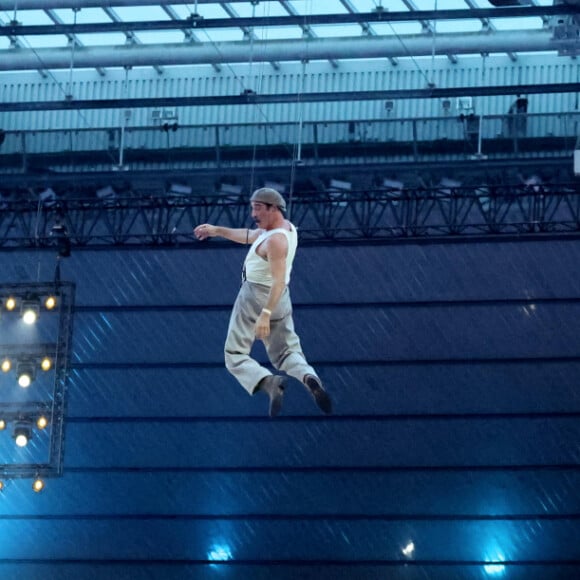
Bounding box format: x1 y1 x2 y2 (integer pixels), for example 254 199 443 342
160 4 221 73
0 30 567 72
0 0 278 6
101 5 164 74
278 0 339 68
400 0 458 64
218 1 280 71
338 0 397 67
1 81 578 112
45 8 107 76
464 0 518 62
1 6 578 36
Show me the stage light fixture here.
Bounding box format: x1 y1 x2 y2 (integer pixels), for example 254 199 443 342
36 416 48 430
51 222 71 258
17 362 35 388
21 300 40 325
32 478 45 493
168 183 192 196
41 357 52 372
39 187 57 206
402 541 415 558
4 296 16 311
44 295 57 310
13 421 32 447
0 419 6 430
1 358 10 372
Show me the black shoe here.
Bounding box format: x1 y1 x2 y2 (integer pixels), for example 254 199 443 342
258 375 286 418
303 374 332 415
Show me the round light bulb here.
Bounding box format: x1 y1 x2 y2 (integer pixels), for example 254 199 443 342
15 433 29 447
1 359 10 373
18 374 32 388
45 296 57 310
32 479 45 493
0 420 6 430
36 416 48 430
22 309 38 325
41 357 52 371
5 297 16 311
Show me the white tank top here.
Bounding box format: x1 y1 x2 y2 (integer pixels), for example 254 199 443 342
243 223 298 286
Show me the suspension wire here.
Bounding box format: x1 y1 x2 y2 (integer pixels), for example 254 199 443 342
476 51 487 158
248 0 259 195
287 58 308 222
66 8 78 98
117 66 131 169
377 1 433 89
430 0 438 87
287 0 313 221
191 1 304 203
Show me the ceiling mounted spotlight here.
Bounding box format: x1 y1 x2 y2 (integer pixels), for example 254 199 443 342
0 419 6 430
17 362 35 388
36 416 48 430
13 421 32 447
401 541 416 559
1 358 10 373
40 357 52 372
4 296 16 311
44 295 57 310
21 300 40 325
32 478 45 493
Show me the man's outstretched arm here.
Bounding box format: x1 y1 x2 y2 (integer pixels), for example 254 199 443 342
194 224 261 245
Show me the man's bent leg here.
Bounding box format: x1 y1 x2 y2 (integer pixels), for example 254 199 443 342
264 302 332 414
264 308 316 382
224 283 272 395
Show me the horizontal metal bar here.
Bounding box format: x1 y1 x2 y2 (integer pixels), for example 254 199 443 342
0 158 573 189
0 186 578 250
1 6 576 36
0 30 565 71
2 0 280 7
1 82 578 113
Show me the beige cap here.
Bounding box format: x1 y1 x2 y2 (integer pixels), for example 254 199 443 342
250 187 287 212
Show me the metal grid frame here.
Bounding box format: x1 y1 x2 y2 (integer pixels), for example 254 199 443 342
0 281 76 480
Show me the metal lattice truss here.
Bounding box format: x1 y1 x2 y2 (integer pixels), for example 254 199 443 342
0 2 579 74
0 186 579 250
0 282 75 479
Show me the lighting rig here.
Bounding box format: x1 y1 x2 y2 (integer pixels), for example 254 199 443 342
0 282 75 493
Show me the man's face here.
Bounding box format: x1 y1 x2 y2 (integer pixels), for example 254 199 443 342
251 202 274 227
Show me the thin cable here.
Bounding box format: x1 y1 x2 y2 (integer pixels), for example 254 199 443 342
287 0 313 221
430 0 438 87
34 196 43 281
248 0 259 194
287 59 308 221
192 5 300 189
117 66 131 168
381 6 433 89
66 8 78 98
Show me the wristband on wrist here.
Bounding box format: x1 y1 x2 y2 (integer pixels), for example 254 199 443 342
262 308 272 315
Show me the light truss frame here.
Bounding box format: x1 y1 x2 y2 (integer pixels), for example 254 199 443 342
0 187 579 250
2 6 576 37
0 282 75 479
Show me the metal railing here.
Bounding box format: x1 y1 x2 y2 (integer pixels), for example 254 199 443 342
1 112 578 173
